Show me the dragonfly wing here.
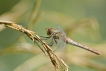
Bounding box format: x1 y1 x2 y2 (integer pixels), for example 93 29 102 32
54 37 66 52
53 23 67 51
56 23 66 37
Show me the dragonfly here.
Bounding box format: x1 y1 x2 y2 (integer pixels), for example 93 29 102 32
42 24 100 55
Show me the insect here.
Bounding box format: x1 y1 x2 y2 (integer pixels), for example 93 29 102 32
42 24 100 55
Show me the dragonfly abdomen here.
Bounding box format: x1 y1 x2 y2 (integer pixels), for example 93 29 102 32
66 38 100 55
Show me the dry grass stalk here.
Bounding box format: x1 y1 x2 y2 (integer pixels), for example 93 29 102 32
0 21 68 71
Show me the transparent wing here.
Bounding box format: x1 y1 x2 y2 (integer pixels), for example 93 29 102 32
54 23 67 51
56 23 66 37
54 37 66 51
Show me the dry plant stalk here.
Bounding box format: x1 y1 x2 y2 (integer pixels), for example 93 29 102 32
0 21 68 71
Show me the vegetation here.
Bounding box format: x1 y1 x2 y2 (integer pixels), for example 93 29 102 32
0 0 106 71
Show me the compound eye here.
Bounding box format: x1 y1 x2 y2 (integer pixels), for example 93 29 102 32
46 28 52 31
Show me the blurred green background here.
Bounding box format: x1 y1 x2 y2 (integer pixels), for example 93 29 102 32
0 0 106 71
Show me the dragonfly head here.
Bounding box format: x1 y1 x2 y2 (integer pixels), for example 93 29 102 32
46 28 53 36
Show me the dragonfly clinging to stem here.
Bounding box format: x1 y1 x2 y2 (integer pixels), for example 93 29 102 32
42 24 100 55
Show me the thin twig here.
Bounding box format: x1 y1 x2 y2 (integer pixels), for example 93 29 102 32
0 21 68 71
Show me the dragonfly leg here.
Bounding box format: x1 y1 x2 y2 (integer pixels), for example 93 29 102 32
48 37 54 46
54 39 57 44
40 36 51 40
